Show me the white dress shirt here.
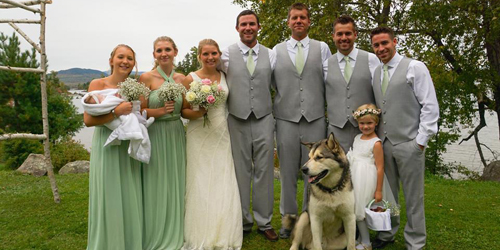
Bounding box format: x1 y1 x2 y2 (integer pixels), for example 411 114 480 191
221 41 277 73
273 36 331 69
379 52 439 146
322 47 380 81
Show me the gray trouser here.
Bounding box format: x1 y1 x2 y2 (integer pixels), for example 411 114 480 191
327 122 360 154
276 117 326 218
228 113 275 231
378 138 426 250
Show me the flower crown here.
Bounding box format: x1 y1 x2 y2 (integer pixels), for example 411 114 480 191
353 108 381 120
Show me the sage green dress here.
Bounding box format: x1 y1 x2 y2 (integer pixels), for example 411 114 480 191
87 124 143 250
142 70 186 250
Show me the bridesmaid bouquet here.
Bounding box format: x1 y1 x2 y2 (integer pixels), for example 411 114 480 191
157 82 187 103
185 78 225 127
118 78 150 112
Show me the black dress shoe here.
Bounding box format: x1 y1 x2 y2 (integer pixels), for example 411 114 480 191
243 229 251 235
372 239 394 249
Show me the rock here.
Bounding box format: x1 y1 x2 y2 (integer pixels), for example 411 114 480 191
16 154 47 177
59 160 90 175
481 160 500 182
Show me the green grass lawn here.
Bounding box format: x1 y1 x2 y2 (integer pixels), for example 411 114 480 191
0 170 499 249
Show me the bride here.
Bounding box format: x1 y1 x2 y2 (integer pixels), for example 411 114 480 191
181 39 243 250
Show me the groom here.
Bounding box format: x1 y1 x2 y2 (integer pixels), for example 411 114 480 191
221 10 278 242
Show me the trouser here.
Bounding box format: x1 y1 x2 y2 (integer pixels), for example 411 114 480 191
276 117 326 218
228 113 275 230
377 138 426 250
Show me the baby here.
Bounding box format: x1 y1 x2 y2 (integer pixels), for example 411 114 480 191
82 89 154 163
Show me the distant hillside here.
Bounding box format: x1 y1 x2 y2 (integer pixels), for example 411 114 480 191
55 68 144 89
55 68 108 89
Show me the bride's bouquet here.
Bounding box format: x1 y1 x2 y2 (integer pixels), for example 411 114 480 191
185 78 225 127
157 82 187 103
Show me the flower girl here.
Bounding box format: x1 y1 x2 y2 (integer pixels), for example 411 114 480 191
347 104 396 250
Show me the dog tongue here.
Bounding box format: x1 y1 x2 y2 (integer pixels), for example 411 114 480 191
308 176 317 183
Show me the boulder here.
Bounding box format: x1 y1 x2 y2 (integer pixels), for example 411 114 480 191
481 160 500 182
59 160 90 175
16 154 47 177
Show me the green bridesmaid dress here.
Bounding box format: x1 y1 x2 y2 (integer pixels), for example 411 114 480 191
87 123 144 250
142 69 186 250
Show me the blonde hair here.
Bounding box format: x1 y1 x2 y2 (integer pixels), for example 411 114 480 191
152 36 178 70
109 44 138 77
353 103 381 123
197 39 221 66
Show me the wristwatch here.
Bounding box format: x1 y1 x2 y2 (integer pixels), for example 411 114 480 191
111 109 118 119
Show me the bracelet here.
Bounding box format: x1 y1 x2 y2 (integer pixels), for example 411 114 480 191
111 109 118 119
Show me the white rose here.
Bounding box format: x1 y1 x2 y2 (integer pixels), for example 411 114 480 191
186 91 197 102
201 85 211 93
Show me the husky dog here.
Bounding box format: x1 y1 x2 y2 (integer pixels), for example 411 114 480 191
289 133 356 250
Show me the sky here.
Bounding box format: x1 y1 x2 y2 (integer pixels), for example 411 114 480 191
0 0 247 72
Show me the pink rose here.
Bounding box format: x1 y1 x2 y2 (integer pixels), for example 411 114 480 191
201 78 212 85
217 84 222 92
206 95 216 104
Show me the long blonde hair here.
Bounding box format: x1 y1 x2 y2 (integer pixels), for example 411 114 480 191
152 36 178 70
109 44 138 77
197 39 221 66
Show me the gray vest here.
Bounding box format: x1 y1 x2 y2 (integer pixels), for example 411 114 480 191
325 50 374 128
226 44 273 119
373 57 420 144
273 39 325 122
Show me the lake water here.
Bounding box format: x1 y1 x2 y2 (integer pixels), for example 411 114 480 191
71 91 500 176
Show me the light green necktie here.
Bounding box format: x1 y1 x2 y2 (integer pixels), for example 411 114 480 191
296 41 304 74
381 64 389 95
344 56 352 82
247 48 255 75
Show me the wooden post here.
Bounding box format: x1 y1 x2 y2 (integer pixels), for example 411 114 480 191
39 0 60 203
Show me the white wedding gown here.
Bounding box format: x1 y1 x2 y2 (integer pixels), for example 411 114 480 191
183 72 243 250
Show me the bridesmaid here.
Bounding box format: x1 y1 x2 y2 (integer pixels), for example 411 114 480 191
139 36 187 250
84 44 143 250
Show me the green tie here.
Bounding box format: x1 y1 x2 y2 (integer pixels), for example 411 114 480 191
247 48 255 75
344 56 352 82
296 41 304 75
381 64 389 95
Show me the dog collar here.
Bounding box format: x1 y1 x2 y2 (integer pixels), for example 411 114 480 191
314 166 350 194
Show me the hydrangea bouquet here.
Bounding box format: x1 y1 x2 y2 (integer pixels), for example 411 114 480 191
157 82 187 103
117 78 150 113
185 78 225 127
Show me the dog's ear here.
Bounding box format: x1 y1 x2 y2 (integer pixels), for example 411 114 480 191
327 132 335 149
301 141 314 150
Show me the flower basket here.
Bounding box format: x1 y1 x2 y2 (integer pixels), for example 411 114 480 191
365 199 392 231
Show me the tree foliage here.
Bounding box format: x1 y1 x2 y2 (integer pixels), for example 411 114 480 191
233 0 500 173
0 33 83 142
176 46 200 76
